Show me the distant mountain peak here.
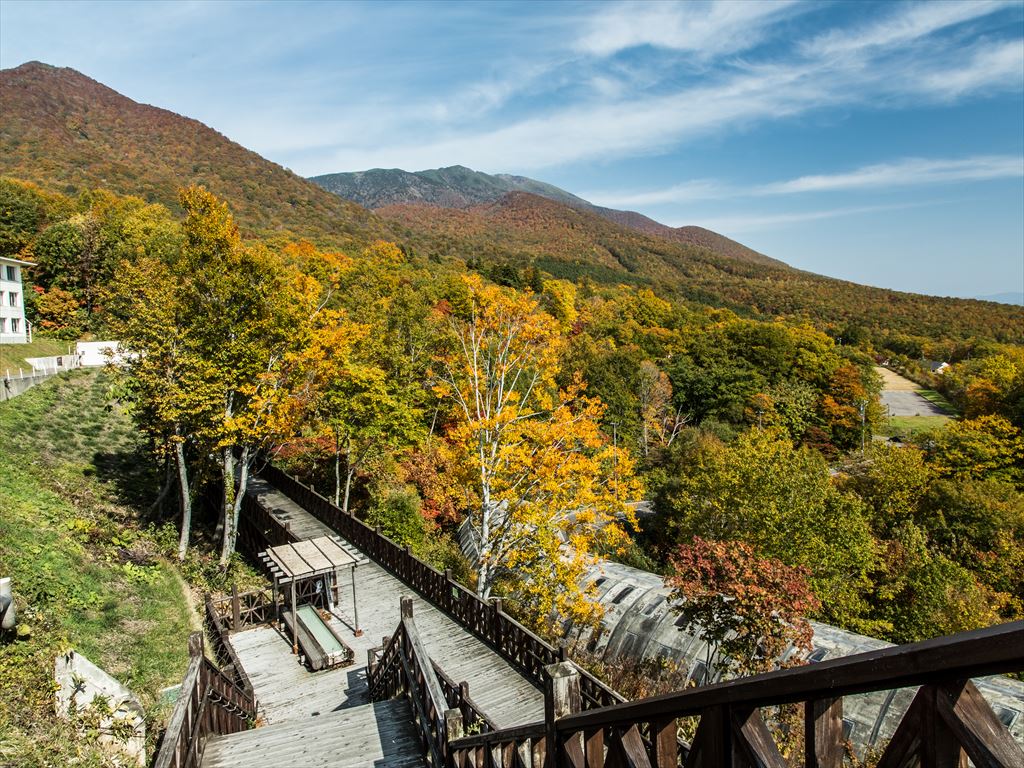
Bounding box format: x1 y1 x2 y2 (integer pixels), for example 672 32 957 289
310 165 785 268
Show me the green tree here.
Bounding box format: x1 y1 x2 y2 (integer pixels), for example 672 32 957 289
929 414 1024 486
844 443 934 535
871 523 1006 643
653 427 878 630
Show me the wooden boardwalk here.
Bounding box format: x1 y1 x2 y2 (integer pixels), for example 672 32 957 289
202 699 425 768
230 478 545 730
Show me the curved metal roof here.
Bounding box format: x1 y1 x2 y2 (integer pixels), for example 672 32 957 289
566 560 1024 750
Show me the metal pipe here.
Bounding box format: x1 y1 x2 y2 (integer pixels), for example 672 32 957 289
352 566 361 636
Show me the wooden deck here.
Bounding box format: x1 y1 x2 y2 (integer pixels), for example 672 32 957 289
232 478 545 730
201 699 426 768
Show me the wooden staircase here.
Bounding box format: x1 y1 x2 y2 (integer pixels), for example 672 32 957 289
200 699 426 768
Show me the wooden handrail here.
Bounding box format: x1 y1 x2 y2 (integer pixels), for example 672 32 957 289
367 597 462 768
259 462 624 710
449 622 1024 768
153 633 259 768
558 619 1024 730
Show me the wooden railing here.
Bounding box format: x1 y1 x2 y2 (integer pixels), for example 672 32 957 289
449 621 1024 768
203 587 276 696
237 488 296 556
432 660 498 736
260 463 623 710
368 597 464 768
153 633 259 768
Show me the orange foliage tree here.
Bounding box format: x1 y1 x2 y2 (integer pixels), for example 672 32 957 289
667 536 819 677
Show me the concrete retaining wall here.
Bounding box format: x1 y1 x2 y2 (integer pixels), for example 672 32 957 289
1 372 56 402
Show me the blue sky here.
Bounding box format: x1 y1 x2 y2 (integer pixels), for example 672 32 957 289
2 0 1022 299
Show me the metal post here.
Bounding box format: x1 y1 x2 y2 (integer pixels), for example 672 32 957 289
352 565 362 636
290 579 297 654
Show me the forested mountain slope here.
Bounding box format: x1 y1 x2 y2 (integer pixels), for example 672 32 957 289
0 62 391 247
380 193 1024 344
2 61 1021 345
312 164 593 211
312 164 786 268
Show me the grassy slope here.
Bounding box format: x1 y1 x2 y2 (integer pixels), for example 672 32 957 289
880 414 952 438
0 370 193 767
0 337 69 373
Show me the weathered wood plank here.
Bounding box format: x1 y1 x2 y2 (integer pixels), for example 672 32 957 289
234 479 546 735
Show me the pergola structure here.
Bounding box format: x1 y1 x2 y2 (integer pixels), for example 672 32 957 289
259 536 362 653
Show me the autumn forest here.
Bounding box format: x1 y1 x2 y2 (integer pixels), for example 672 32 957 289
3 169 1023 659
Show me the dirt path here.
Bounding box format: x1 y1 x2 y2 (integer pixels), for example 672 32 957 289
875 366 920 391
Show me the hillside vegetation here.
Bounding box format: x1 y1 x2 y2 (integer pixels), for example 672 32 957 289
312 165 786 268
380 193 1024 345
0 62 391 249
0 371 193 766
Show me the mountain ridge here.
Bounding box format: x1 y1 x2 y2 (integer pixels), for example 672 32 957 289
0 61 391 247
2 60 1021 344
311 165 785 268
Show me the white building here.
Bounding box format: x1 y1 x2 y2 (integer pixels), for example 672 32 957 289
0 256 32 344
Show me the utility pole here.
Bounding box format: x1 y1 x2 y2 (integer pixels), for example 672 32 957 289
857 399 867 456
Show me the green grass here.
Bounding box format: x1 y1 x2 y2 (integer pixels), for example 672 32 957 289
881 414 952 438
0 370 194 767
916 389 958 415
0 337 72 374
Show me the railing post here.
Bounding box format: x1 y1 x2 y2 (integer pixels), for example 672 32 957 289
493 598 503 643
231 583 241 631
188 631 203 657
446 707 465 743
805 698 843 768
544 661 582 768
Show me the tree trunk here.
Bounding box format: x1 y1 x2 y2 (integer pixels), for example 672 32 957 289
219 446 236 566
342 436 354 513
475 496 493 599
334 428 341 507
175 440 192 561
224 445 250 564
148 454 175 520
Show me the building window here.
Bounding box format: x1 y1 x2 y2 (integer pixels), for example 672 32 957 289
10 318 19 333
4 266 15 281
0 318 6 333
8 292 17 307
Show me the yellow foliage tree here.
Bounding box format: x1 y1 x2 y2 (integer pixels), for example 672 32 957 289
433 275 640 635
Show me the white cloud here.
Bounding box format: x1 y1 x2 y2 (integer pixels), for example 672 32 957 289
287 0 1020 176
585 155 1023 207
576 0 799 59
912 39 1024 99
802 0 1012 59
762 155 1024 194
586 180 728 208
682 202 933 233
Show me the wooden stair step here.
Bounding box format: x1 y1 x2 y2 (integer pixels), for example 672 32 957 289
200 698 426 768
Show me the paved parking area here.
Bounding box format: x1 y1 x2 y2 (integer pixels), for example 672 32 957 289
880 389 947 417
